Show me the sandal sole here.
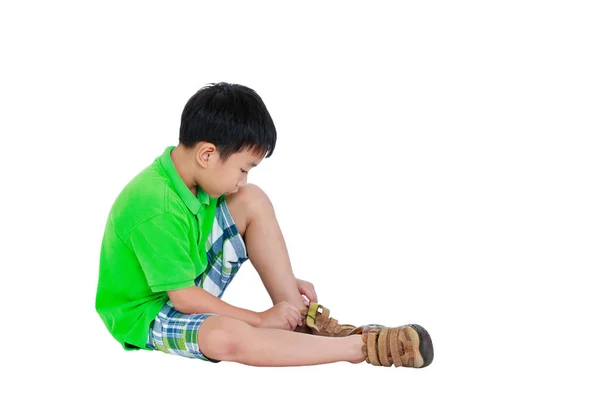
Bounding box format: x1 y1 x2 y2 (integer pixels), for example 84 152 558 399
408 324 434 368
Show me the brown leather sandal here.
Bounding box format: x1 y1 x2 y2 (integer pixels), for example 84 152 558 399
359 325 434 368
294 302 383 337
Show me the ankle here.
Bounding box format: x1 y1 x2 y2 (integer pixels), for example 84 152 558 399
347 334 366 364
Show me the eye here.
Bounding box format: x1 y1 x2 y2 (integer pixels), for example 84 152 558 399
241 169 248 174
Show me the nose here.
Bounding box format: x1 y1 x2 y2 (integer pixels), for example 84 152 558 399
238 174 248 187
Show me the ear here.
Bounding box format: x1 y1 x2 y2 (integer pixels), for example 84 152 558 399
195 143 217 168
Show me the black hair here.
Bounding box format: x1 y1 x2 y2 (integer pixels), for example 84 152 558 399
179 82 277 161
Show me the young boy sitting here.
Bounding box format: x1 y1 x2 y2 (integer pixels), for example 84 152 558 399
95 82 434 368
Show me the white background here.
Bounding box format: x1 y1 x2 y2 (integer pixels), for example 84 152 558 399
1 1 599 398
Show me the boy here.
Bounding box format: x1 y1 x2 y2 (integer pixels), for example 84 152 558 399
95 82 434 368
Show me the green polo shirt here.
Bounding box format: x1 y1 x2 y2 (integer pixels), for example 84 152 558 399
95 146 218 350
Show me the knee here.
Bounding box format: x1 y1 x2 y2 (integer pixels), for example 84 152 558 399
198 316 250 361
229 183 273 215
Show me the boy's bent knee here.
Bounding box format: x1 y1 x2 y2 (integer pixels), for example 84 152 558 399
228 184 272 212
198 316 251 361
226 184 273 233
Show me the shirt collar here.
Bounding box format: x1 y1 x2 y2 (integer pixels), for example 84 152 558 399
159 146 210 214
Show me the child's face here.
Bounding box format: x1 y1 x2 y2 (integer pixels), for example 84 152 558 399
203 148 263 197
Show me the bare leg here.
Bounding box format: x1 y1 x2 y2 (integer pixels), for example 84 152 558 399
198 315 365 367
226 184 305 310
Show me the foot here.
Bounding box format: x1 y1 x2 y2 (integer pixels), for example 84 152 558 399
361 324 434 368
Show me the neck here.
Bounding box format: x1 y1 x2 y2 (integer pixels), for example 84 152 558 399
170 145 198 196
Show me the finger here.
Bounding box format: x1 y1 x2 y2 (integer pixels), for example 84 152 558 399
290 307 302 327
290 308 301 328
302 295 310 306
285 314 296 330
284 303 302 326
282 307 294 329
291 303 303 326
304 284 318 303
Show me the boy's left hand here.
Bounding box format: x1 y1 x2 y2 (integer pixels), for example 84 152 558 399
296 278 318 306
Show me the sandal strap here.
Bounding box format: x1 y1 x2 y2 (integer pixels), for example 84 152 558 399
366 330 381 366
400 329 415 367
305 303 330 330
302 302 359 336
389 327 403 367
362 326 417 368
324 317 338 333
378 327 393 367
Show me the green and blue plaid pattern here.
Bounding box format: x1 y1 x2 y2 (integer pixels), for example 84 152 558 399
146 196 248 361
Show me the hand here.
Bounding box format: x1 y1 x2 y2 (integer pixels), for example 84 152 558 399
258 301 303 330
296 278 318 307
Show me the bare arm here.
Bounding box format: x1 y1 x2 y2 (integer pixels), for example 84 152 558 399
168 286 262 327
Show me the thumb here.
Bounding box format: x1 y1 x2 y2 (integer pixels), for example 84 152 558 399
302 295 310 306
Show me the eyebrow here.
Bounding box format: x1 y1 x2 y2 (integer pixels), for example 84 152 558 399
249 162 258 167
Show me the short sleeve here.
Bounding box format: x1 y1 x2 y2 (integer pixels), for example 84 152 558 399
129 213 197 292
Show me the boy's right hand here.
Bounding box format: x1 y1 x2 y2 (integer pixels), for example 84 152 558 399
258 301 303 330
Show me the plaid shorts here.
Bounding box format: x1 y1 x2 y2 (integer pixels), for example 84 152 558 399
146 196 248 361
